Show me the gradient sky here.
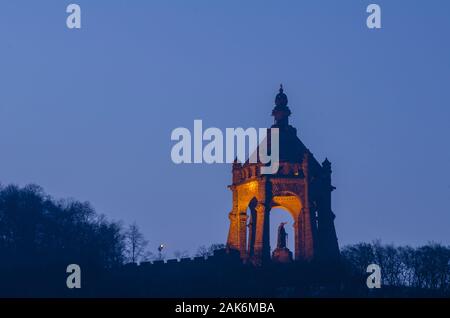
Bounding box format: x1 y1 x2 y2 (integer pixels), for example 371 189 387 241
1 0 449 257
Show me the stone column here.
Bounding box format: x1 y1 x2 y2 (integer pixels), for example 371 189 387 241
294 208 314 261
300 151 314 261
253 202 271 265
247 207 257 257
316 158 340 261
301 207 314 261
226 186 240 252
237 211 247 259
226 211 239 250
293 215 302 261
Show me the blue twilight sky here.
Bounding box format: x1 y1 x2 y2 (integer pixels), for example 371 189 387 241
1 1 449 256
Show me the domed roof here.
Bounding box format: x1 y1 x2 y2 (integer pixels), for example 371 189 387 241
239 85 323 177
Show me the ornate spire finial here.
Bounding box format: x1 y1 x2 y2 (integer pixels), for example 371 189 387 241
275 84 288 108
272 84 291 127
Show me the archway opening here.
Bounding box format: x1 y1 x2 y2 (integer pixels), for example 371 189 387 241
270 207 294 254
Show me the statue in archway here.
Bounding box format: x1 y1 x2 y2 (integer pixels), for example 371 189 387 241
272 222 293 263
277 222 288 249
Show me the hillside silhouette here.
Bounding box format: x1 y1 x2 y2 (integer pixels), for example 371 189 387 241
0 184 448 297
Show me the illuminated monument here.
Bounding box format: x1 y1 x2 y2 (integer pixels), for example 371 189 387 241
226 86 340 265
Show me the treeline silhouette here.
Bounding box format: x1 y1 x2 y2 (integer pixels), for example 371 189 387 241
341 241 450 294
0 184 125 270
0 184 449 297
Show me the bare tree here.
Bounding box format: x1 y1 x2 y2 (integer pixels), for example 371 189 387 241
341 242 375 276
124 222 150 263
174 250 190 260
208 243 226 256
196 243 226 258
372 241 403 286
413 243 450 290
196 245 209 258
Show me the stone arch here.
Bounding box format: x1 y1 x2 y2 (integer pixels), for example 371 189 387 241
271 192 303 218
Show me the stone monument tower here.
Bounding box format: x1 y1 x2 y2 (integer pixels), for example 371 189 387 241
226 85 340 265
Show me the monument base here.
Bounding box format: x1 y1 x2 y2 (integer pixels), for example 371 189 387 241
271 247 293 263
